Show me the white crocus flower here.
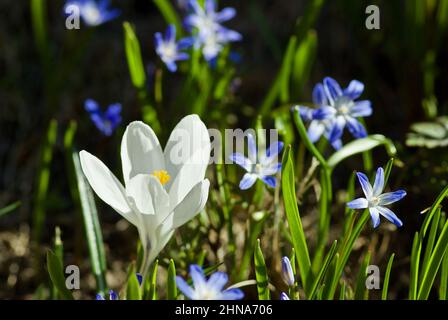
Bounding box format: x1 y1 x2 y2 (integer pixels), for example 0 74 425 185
79 115 211 279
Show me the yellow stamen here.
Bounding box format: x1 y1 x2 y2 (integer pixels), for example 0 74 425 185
151 170 170 186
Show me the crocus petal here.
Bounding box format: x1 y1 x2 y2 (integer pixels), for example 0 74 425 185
147 176 171 223
346 117 367 138
261 175 276 188
121 121 165 186
207 272 228 291
176 276 195 300
344 80 364 99
239 173 257 190
372 167 384 196
377 206 403 227
216 7 236 22
369 207 381 228
169 179 209 229
220 288 244 300
356 172 373 198
378 190 407 206
307 121 325 143
79 150 136 226
323 77 343 104
312 83 328 106
125 174 155 215
229 153 252 172
347 197 368 209
350 101 372 117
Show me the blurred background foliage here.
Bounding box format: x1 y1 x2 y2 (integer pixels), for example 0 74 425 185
1 0 448 299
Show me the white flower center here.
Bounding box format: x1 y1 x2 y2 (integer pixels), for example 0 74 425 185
160 42 177 61
334 96 354 115
196 287 220 300
369 196 380 207
82 3 101 25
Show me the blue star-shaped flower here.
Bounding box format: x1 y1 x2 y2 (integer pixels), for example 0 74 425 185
347 167 406 228
155 25 194 72
64 0 120 27
176 265 244 300
229 133 283 190
84 99 122 136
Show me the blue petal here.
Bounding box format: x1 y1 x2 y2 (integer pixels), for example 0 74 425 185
297 106 314 122
265 141 284 159
96 294 105 300
261 175 276 188
229 153 252 171
239 173 257 190
166 61 178 72
369 207 381 228
85 99 100 113
176 276 195 300
218 27 242 42
350 100 372 117
247 133 257 163
372 167 384 196
135 273 143 286
344 80 364 100
207 272 228 291
154 32 163 49
307 120 325 143
109 290 118 300
378 190 406 206
346 117 367 138
356 172 373 198
347 197 368 209
313 106 336 120
329 116 345 142
377 206 403 227
330 138 343 150
165 24 176 43
190 264 206 288
216 7 236 22
312 83 327 106
178 37 195 49
205 0 216 13
280 292 290 300
221 288 244 300
323 77 343 104
281 257 295 286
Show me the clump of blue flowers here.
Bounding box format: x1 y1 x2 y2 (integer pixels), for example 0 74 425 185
96 290 118 300
230 133 283 190
185 0 242 61
347 167 406 228
65 0 120 27
84 99 122 136
298 77 372 149
155 25 193 72
176 265 244 300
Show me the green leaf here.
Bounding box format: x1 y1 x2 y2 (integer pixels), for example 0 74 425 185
279 36 297 103
327 135 397 169
126 271 142 300
254 239 270 300
418 219 448 299
354 252 371 300
72 152 107 294
409 232 422 299
292 30 317 97
153 0 183 35
46 250 74 300
167 259 177 300
439 249 448 299
382 253 395 300
420 207 441 282
149 260 158 300
281 145 312 294
308 240 338 300
0 201 21 218
123 22 146 89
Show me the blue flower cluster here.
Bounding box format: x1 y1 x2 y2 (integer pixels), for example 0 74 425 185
297 77 372 149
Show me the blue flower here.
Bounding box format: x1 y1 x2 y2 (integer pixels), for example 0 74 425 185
229 133 283 190
185 0 242 61
347 167 406 228
155 25 194 72
281 256 295 286
65 0 120 27
84 99 122 136
280 292 290 300
296 83 342 150
176 265 244 300
96 290 118 300
319 77 372 142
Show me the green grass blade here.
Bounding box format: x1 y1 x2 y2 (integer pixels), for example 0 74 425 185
418 219 448 299
326 135 397 169
292 30 317 98
420 207 441 281
279 36 297 103
31 0 49 66
51 227 64 299
420 185 448 237
153 0 183 35
123 22 146 89
0 201 21 218
409 232 422 299
46 250 74 300
354 252 371 300
382 253 395 300
126 272 142 300
149 260 159 300
439 250 448 299
72 152 107 294
309 240 338 300
254 239 270 300
33 119 57 244
167 259 177 300
281 145 312 294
